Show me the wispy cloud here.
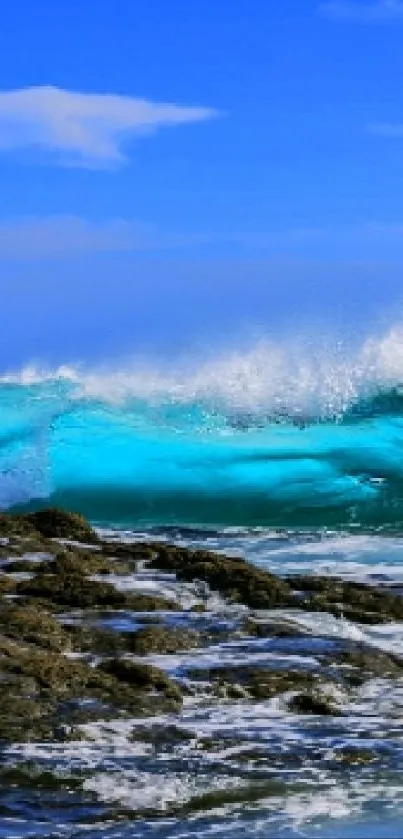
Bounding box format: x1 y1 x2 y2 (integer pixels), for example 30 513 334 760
0 215 209 259
319 0 403 21
368 122 403 137
0 86 218 169
3 215 403 262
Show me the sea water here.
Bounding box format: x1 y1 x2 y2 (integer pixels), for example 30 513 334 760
2 329 403 836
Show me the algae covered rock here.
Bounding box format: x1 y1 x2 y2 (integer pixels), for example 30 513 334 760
150 547 292 609
41 549 120 576
99 658 182 703
320 639 403 683
242 617 306 639
18 568 126 608
26 508 99 544
18 564 178 611
127 625 200 655
0 603 70 652
0 633 183 742
0 573 17 595
289 574 403 623
189 664 327 701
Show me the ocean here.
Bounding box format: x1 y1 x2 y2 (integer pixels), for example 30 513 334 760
2 329 403 837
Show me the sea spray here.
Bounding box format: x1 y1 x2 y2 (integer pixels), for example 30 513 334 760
2 326 403 527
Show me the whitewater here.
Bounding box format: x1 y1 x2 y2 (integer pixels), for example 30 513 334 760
3 326 403 838
2 325 403 528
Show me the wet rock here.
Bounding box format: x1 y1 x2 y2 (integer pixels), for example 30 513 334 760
0 573 16 594
25 508 99 544
18 569 126 608
289 574 403 623
0 603 70 651
98 658 182 702
40 549 125 576
0 514 37 538
242 617 307 639
5 558 48 573
288 690 340 715
189 664 327 701
127 625 200 655
149 543 403 623
321 640 403 684
125 593 179 611
68 623 128 656
0 633 182 742
333 747 376 765
100 541 157 563
130 723 193 747
17 566 177 611
150 547 292 609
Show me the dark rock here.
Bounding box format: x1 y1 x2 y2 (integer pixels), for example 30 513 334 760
188 664 326 701
41 550 123 576
0 514 37 538
288 691 340 715
242 617 306 639
0 573 16 594
98 658 182 702
127 625 200 655
333 748 376 765
321 640 403 683
0 633 182 742
26 508 99 544
6 558 47 573
150 547 292 609
17 566 177 612
18 569 125 608
289 574 403 623
0 603 70 651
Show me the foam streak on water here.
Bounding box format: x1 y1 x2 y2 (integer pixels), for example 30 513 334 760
3 528 403 837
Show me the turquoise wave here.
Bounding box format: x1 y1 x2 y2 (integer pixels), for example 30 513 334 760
1 352 403 528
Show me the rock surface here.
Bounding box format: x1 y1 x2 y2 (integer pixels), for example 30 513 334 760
0 507 401 746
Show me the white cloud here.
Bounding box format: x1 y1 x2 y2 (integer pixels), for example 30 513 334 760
0 86 218 168
319 0 403 21
0 215 209 259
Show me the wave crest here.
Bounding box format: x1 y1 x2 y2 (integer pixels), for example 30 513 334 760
2 326 403 526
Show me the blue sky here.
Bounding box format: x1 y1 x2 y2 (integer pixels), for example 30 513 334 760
2 0 403 367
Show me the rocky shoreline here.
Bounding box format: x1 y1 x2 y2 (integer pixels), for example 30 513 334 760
0 507 402 753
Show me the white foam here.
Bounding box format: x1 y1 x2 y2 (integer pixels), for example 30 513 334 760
83 768 245 812
3 323 403 417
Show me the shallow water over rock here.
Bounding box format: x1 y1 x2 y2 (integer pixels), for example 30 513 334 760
1 515 403 837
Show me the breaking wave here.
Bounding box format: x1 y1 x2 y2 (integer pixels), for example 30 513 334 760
3 326 403 528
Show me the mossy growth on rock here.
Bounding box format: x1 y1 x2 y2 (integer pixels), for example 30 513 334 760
26 508 99 543
242 617 306 639
0 507 99 545
40 549 127 577
150 543 403 622
187 664 332 702
127 625 200 656
0 603 71 652
150 546 292 609
289 574 403 623
0 573 17 594
18 564 178 612
99 658 182 703
320 640 403 684
0 634 182 743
